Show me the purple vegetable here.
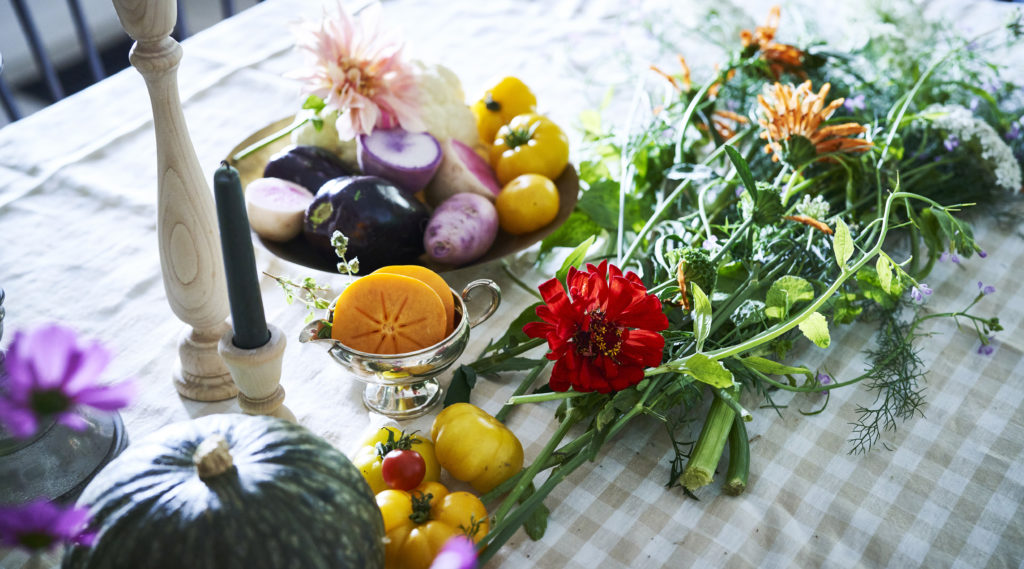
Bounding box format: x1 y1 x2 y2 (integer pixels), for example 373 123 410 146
424 193 499 266
263 145 353 194
303 176 430 271
357 128 442 194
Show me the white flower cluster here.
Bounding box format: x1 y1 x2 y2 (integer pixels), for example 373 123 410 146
924 104 1023 192
795 194 831 220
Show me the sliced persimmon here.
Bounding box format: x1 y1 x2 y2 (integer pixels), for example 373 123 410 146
373 265 455 336
331 273 447 354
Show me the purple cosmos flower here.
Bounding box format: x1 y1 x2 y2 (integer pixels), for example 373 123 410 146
430 535 477 569
843 93 866 112
977 281 996 295
0 500 95 553
943 135 960 152
910 283 932 304
0 324 134 438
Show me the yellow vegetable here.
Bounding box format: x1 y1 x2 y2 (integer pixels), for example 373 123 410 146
489 113 570 186
495 173 560 235
430 403 524 493
471 76 537 146
353 427 441 494
376 482 488 569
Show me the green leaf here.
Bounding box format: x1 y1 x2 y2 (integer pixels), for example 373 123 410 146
833 292 863 325
741 356 814 382
691 283 712 352
444 365 477 407
579 109 602 136
576 179 621 231
556 235 597 283
876 255 893 294
301 94 326 112
798 312 831 348
519 483 550 541
833 218 853 269
482 357 545 373
724 145 758 202
595 400 617 431
684 353 735 389
540 211 602 258
764 276 814 320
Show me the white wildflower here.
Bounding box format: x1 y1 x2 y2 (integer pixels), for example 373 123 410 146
795 194 831 220
924 104 1022 192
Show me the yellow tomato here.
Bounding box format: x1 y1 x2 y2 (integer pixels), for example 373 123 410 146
489 113 570 185
430 403 525 493
352 427 441 494
495 174 560 235
471 76 537 146
376 483 489 569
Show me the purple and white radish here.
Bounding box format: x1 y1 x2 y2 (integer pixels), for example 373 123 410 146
424 139 501 207
424 192 499 265
357 127 442 194
245 177 315 242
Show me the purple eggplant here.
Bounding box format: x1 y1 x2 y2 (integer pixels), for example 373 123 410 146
263 145 353 194
303 176 430 272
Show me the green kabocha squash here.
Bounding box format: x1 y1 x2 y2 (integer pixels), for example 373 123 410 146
62 414 384 569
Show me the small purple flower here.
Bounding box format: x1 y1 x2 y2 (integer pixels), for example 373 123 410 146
0 500 95 553
978 250 989 258
969 98 980 112
943 135 960 152
0 324 134 438
430 535 477 569
977 281 996 295
843 93 866 112
1007 122 1021 142
977 337 995 356
910 283 932 304
939 251 960 264
702 234 720 252
817 372 832 395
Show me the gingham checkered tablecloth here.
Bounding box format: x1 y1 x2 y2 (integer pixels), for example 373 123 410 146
1 1 1021 567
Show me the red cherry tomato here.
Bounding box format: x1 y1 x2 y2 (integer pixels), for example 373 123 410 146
381 449 426 491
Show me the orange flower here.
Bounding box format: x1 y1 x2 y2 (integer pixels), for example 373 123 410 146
740 5 805 79
757 81 873 163
651 56 747 140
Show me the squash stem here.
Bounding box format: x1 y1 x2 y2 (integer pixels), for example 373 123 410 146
230 116 309 162
681 389 736 491
723 413 750 496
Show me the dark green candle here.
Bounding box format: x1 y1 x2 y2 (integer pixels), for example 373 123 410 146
214 161 270 349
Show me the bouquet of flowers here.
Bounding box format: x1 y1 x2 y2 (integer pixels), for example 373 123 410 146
460 3 1023 562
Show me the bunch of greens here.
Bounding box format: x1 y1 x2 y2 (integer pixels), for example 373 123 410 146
461 3 1021 563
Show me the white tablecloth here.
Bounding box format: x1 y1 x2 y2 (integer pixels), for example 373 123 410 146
1 1 1022 567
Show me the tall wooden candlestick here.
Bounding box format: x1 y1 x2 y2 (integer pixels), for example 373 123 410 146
112 0 237 401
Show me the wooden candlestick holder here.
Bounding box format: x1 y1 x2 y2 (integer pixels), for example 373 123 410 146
112 0 236 401
219 325 293 421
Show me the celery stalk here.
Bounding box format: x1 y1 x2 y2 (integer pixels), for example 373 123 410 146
681 391 736 491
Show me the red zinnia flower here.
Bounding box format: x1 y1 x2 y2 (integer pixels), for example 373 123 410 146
523 261 669 393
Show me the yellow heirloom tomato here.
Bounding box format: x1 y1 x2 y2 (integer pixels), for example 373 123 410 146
495 173 560 235
353 427 441 494
489 113 570 186
430 403 525 493
471 76 537 146
376 482 488 569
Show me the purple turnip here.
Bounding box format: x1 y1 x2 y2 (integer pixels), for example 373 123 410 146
356 128 442 195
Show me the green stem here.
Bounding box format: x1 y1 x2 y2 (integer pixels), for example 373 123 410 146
723 412 749 496
471 338 545 374
710 216 754 265
506 390 584 405
681 389 736 491
495 361 548 423
492 410 580 523
231 117 309 162
501 260 542 300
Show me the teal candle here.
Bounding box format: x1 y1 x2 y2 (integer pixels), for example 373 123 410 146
214 161 270 349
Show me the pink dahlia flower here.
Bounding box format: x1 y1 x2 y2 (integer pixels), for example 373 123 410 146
290 1 425 138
